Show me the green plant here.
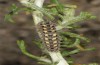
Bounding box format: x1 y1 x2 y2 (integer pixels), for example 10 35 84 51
5 0 97 65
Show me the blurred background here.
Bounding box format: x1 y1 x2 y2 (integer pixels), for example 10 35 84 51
0 0 100 65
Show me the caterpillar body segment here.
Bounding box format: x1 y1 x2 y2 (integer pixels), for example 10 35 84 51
37 22 60 52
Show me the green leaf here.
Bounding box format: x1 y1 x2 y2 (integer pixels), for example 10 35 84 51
60 32 90 42
58 12 96 29
50 0 59 4
33 40 43 49
9 4 20 15
4 4 20 23
85 47 96 51
50 0 64 12
62 49 80 56
4 14 14 23
17 40 40 60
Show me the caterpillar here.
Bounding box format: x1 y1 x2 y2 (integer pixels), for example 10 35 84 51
37 22 60 52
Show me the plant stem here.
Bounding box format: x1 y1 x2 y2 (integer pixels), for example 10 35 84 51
49 52 69 65
32 0 44 25
18 0 69 65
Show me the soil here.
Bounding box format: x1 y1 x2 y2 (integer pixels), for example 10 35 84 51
0 0 100 65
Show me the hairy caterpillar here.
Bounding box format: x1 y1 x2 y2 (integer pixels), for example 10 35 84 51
37 22 60 52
